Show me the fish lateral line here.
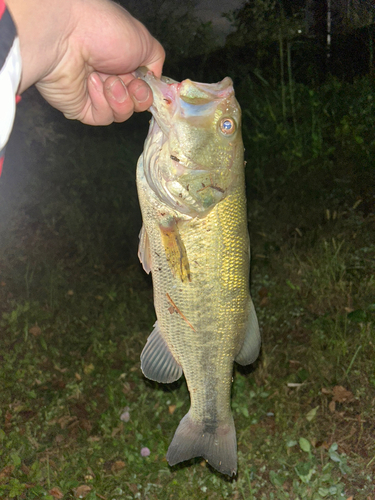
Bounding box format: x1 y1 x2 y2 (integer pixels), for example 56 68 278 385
166 293 196 332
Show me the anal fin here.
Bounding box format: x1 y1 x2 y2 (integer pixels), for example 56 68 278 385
235 299 261 366
141 321 183 383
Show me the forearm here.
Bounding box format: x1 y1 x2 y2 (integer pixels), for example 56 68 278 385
6 0 73 93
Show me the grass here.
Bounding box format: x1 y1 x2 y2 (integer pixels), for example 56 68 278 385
0 77 374 499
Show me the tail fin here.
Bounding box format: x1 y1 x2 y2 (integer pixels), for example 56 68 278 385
166 411 237 476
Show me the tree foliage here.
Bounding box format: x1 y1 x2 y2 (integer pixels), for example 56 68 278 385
224 0 306 46
120 0 217 69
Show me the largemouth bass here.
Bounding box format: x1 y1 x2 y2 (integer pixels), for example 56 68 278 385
135 68 261 476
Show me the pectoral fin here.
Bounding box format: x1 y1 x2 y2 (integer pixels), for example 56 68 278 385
141 321 183 383
138 224 152 274
235 300 261 366
159 218 191 283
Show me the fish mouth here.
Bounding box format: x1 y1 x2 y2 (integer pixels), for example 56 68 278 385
134 67 234 128
134 67 179 125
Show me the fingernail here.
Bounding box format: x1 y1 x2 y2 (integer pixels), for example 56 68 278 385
133 83 150 103
107 79 128 103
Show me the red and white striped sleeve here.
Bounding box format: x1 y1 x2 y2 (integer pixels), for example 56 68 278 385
0 0 22 176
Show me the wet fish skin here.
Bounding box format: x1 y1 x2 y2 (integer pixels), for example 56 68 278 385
136 68 261 476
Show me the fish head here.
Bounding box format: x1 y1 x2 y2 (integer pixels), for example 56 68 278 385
136 68 243 216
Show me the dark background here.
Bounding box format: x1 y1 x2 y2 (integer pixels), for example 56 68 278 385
2 0 374 266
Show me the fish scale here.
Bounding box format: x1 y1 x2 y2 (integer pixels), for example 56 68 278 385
135 68 261 476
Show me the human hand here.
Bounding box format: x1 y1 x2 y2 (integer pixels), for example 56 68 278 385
7 0 165 125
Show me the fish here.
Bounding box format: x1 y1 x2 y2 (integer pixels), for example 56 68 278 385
135 67 261 476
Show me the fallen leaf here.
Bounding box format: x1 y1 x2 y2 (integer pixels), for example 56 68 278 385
52 379 66 390
111 461 126 473
87 436 101 442
74 485 92 498
21 464 30 475
168 404 176 415
329 400 336 413
13 404 25 413
319 441 330 450
53 365 68 373
321 387 331 395
58 416 78 429
111 423 123 437
306 406 319 422
39 457 56 467
19 410 36 422
0 465 14 481
24 483 36 489
67 290 74 296
75 373 82 381
289 360 302 367
332 385 353 403
122 381 136 394
5 410 12 425
79 419 92 432
260 297 269 307
126 483 138 494
49 487 64 499
29 325 41 337
83 364 94 375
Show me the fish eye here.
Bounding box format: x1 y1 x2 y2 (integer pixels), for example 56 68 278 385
219 118 236 135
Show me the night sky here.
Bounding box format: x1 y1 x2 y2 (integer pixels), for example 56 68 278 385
195 0 244 43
